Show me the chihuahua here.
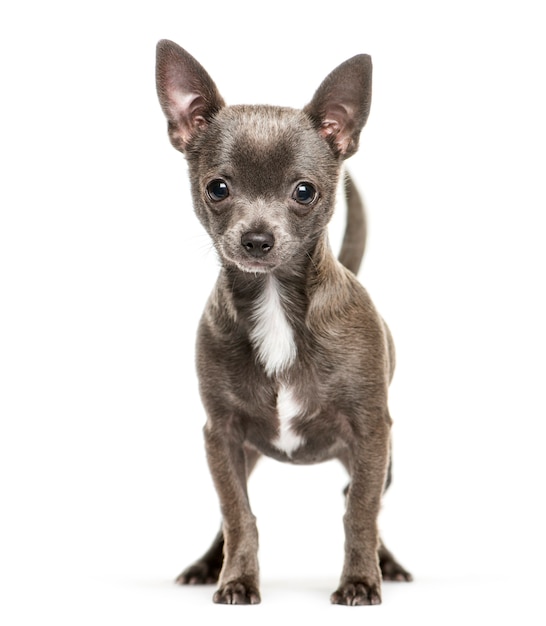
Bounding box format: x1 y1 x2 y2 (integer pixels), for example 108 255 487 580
156 40 411 606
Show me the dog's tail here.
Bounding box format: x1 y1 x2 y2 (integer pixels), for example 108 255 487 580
337 171 367 275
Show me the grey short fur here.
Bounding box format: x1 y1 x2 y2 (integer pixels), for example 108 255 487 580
156 40 411 606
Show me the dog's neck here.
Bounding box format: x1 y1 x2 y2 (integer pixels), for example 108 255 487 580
216 233 342 377
222 231 333 310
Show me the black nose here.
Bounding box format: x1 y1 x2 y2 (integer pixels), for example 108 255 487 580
241 231 275 258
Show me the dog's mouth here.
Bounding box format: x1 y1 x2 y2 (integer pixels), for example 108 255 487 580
225 255 278 274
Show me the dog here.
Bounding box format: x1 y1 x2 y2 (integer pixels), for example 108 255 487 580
155 40 411 606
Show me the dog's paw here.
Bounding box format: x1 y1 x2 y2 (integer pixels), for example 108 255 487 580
175 560 221 585
380 554 413 582
213 580 261 605
330 581 382 606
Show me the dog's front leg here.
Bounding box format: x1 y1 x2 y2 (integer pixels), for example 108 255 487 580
331 412 391 606
204 421 260 605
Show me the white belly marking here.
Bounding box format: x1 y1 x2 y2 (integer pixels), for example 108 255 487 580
274 384 304 456
249 276 297 376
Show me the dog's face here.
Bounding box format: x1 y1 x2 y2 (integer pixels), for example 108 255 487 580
185 105 340 273
156 41 372 274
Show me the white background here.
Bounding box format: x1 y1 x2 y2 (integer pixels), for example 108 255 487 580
1 1 545 624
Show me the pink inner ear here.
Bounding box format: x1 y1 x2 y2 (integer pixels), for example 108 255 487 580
316 103 356 156
193 116 207 129
166 90 209 148
168 89 203 121
319 119 340 137
319 119 352 155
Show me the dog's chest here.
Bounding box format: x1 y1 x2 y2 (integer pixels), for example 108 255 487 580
274 384 305 456
248 277 304 456
249 276 297 377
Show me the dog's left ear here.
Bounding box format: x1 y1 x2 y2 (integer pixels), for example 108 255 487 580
156 40 225 153
304 55 372 159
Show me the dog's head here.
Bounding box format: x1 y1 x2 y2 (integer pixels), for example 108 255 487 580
156 41 372 274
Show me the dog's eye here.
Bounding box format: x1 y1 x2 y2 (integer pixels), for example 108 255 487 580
206 179 229 202
293 183 317 205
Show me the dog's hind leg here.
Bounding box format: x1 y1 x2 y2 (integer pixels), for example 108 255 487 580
175 528 224 585
175 444 261 586
340 450 412 585
377 453 412 581
378 539 413 582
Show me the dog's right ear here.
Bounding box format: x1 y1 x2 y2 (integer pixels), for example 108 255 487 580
156 40 225 153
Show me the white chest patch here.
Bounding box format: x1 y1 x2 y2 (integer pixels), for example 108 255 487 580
249 276 297 376
274 384 304 456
